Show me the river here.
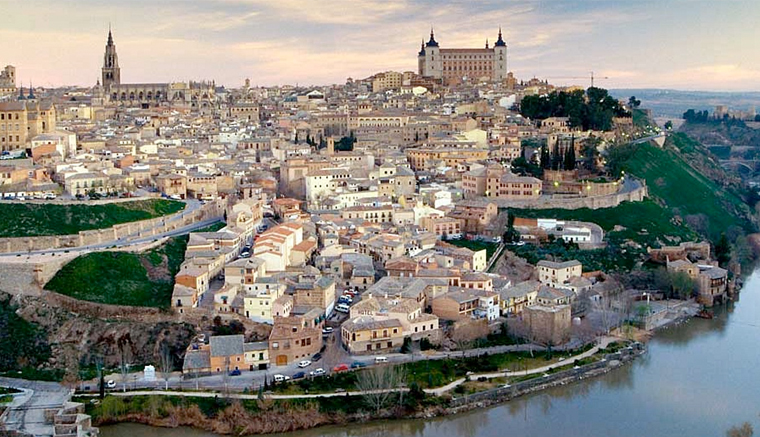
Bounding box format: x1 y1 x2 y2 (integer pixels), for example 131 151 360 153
102 270 760 437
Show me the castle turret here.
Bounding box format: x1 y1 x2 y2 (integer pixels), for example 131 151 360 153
493 27 507 81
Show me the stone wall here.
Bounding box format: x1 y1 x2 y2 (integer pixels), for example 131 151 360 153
492 179 648 210
0 199 225 254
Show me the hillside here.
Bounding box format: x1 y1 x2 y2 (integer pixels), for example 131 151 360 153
607 133 755 241
44 236 188 308
0 199 184 237
507 199 698 272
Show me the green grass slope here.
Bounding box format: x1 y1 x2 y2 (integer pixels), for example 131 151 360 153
0 199 184 238
44 236 188 308
615 133 754 240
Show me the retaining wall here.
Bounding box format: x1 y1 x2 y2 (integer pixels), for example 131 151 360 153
493 181 648 210
0 200 225 254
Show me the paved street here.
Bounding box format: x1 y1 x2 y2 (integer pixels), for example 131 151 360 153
0 377 72 437
81 336 619 401
90 335 601 394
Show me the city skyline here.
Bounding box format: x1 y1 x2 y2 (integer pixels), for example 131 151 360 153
2 0 760 90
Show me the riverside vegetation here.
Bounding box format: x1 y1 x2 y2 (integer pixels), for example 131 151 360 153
81 342 618 435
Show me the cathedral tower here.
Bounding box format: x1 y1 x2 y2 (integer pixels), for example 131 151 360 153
102 27 120 88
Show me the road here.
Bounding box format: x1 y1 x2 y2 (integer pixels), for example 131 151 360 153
0 199 223 259
0 377 72 437
80 337 619 401
89 335 596 394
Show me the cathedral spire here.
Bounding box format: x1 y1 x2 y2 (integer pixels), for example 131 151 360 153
102 25 120 88
485 39 489 49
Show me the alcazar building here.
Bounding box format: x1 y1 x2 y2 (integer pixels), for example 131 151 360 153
418 28 508 86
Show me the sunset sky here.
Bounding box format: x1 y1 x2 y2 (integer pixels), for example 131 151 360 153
3 0 759 90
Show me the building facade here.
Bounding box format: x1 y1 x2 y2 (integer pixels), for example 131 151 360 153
418 29 508 85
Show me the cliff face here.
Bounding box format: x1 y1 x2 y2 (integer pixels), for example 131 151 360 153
9 291 196 373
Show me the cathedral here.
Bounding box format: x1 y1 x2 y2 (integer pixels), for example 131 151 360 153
418 28 508 85
97 28 216 111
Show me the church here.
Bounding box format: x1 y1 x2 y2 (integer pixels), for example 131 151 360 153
418 29 508 86
96 28 216 112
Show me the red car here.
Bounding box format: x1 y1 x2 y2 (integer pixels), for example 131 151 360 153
333 363 349 372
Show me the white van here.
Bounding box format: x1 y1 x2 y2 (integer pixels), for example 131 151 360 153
374 356 388 363
336 303 350 313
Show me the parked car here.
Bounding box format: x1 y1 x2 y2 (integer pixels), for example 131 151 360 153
336 303 350 313
310 368 326 377
333 363 349 372
350 361 367 369
297 360 312 368
273 374 290 382
322 327 334 335
106 380 116 389
312 352 323 362
334 388 346 393
229 369 241 376
374 356 388 363
292 371 306 379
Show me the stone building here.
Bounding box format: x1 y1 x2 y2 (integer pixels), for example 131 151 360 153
98 28 216 110
0 65 16 96
418 29 508 85
523 304 571 346
0 97 56 151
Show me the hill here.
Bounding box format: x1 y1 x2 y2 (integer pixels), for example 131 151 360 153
0 199 184 238
44 236 188 308
607 132 755 241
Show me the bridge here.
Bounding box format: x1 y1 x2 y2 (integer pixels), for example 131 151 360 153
719 159 760 176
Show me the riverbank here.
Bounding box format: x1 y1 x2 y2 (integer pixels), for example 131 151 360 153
83 341 644 435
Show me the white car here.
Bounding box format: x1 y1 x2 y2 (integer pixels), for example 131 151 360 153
106 380 116 389
297 360 312 368
310 368 326 377
273 374 291 382
322 327 334 335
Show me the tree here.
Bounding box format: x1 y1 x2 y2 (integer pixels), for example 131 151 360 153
654 268 696 299
564 143 576 171
355 365 407 415
715 233 731 266
540 145 550 170
159 342 173 390
401 337 412 354
551 143 562 171
117 335 132 393
726 422 754 437
664 120 673 130
628 96 641 109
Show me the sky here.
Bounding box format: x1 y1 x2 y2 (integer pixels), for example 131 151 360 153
2 0 760 91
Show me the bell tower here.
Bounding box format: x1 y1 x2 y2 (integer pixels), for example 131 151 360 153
102 26 120 88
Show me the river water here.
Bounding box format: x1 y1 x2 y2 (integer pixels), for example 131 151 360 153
102 270 760 437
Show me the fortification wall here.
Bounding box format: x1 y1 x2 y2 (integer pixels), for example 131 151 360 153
494 181 648 210
0 200 224 254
